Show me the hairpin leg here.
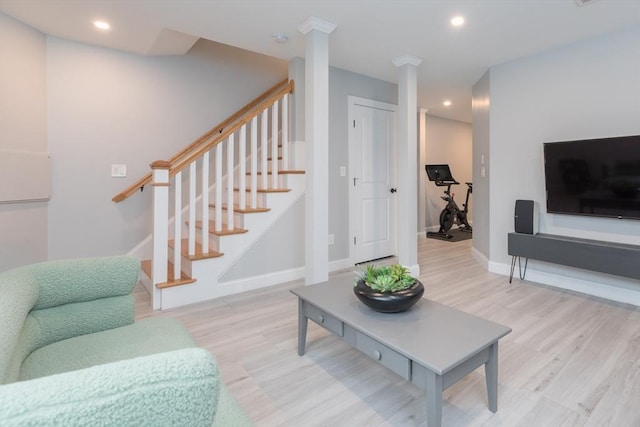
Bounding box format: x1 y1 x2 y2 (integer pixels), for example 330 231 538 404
509 256 528 283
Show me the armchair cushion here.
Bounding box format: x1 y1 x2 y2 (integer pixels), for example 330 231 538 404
19 317 196 381
1 348 219 427
213 384 255 427
29 256 140 310
1 256 140 384
0 269 39 383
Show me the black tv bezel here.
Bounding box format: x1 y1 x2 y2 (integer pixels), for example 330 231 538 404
542 135 640 220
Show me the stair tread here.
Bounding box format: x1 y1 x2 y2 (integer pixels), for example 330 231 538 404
141 260 196 289
209 204 270 214
194 220 248 236
168 239 223 260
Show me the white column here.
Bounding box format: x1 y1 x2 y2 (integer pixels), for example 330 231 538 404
393 55 423 277
298 17 336 285
150 160 170 310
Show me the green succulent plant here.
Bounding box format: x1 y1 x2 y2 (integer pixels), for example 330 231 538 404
354 263 416 292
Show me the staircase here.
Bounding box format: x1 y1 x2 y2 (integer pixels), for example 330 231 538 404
113 79 303 310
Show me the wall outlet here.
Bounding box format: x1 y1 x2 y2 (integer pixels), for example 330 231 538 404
328 233 335 245
111 164 127 177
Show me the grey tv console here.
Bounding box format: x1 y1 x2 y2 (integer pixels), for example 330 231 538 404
507 232 640 283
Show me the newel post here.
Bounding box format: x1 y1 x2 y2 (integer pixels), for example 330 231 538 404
150 160 170 309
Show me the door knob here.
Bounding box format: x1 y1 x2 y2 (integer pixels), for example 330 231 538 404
390 188 397 193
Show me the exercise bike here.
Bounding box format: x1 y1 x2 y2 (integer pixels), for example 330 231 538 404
425 164 472 240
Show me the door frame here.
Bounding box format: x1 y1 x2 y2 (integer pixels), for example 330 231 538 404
347 95 398 265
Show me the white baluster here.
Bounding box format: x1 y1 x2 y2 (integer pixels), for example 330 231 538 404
215 143 222 232
188 161 196 256
250 116 258 209
201 152 209 253
261 109 268 189
239 124 246 210
151 160 170 309
173 170 182 281
282 93 289 171
227 133 235 230
271 99 279 189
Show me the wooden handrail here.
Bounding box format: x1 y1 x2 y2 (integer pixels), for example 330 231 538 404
112 78 293 202
169 80 294 177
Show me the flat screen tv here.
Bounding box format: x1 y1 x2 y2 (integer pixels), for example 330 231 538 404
543 135 640 220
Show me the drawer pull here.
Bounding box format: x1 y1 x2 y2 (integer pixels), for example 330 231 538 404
319 315 325 324
373 350 382 360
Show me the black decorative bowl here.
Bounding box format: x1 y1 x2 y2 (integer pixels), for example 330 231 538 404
353 279 424 313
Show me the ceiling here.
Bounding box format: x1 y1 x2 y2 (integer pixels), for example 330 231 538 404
1 0 639 123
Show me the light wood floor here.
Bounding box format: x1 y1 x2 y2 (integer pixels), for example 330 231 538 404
135 237 640 427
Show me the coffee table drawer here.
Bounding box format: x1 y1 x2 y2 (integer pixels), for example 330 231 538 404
305 303 344 337
344 326 410 380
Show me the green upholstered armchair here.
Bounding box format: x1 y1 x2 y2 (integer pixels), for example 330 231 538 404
0 256 252 426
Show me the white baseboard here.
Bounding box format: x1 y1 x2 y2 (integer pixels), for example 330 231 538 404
329 257 356 273
127 234 152 260
471 246 489 270
216 257 354 295
489 261 640 306
217 265 306 295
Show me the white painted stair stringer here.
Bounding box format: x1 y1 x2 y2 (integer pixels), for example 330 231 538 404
158 173 305 309
130 136 300 297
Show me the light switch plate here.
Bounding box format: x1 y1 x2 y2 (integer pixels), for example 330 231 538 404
111 164 127 177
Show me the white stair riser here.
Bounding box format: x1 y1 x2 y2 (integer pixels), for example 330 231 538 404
168 248 200 277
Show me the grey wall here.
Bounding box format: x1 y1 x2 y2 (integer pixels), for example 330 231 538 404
288 57 305 142
422 115 472 230
45 37 287 260
486 25 640 290
222 197 305 280
471 70 491 260
0 13 48 271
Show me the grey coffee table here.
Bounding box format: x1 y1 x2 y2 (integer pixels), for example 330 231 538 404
291 277 511 427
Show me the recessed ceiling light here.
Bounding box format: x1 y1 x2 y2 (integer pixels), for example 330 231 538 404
272 33 289 43
93 21 110 30
450 16 465 27
443 100 452 107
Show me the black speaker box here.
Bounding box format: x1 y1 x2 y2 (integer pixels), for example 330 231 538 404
514 200 538 234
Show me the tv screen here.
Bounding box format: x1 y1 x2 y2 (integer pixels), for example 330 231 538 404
543 135 640 220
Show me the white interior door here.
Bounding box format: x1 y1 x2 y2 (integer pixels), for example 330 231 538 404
348 97 397 264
